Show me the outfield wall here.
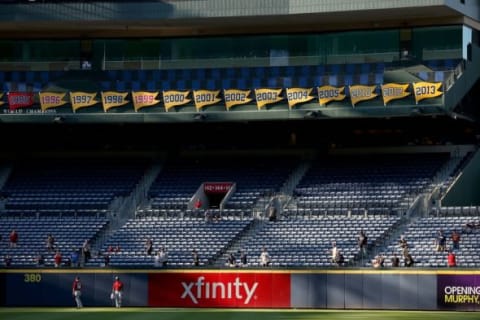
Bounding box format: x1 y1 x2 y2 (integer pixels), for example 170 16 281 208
0 269 479 311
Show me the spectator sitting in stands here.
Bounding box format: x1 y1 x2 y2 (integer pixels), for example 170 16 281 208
204 209 213 223
357 229 368 256
154 246 168 267
259 246 271 267
451 229 461 250
226 252 237 267
398 235 409 257
70 248 80 268
335 251 345 267
239 250 248 267
103 253 110 268
329 241 339 265
462 221 480 234
145 238 153 255
192 249 200 266
9 229 18 248
391 252 400 267
54 250 62 268
4 255 12 267
404 253 415 267
82 239 91 264
435 229 446 252
194 198 202 210
45 234 55 253
268 206 277 222
371 254 385 268
35 252 45 267
447 249 457 267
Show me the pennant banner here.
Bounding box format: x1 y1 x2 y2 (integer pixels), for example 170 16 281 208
0 93 4 106
381 83 411 106
286 87 315 109
193 89 222 110
39 92 67 111
132 91 160 112
70 92 99 111
7 92 34 110
101 91 129 112
412 82 443 104
254 88 283 109
223 89 252 110
349 85 378 107
162 90 191 111
317 85 346 106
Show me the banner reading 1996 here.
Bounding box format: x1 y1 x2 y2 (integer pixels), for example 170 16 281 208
39 92 67 111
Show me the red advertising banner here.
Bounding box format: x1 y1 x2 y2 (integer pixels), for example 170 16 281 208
204 182 233 194
148 272 291 308
7 92 34 110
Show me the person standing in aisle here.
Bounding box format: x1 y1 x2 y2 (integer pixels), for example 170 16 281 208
72 276 83 308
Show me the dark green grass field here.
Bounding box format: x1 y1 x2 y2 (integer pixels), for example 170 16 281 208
0 308 479 320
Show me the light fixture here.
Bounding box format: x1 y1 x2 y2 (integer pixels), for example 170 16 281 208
52 116 64 124
193 113 206 121
304 110 320 119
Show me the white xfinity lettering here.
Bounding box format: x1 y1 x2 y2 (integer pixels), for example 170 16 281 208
181 276 258 304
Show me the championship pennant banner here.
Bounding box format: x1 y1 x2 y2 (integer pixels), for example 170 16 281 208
70 92 99 111
39 92 67 111
254 88 283 109
223 89 252 110
317 85 346 106
0 80 445 112
286 87 315 109
7 92 34 110
349 85 378 107
193 90 221 110
132 91 160 112
101 91 129 112
381 83 410 106
412 82 443 104
163 90 191 111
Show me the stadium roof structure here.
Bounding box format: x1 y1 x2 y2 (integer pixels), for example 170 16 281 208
0 0 478 124
0 0 478 38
